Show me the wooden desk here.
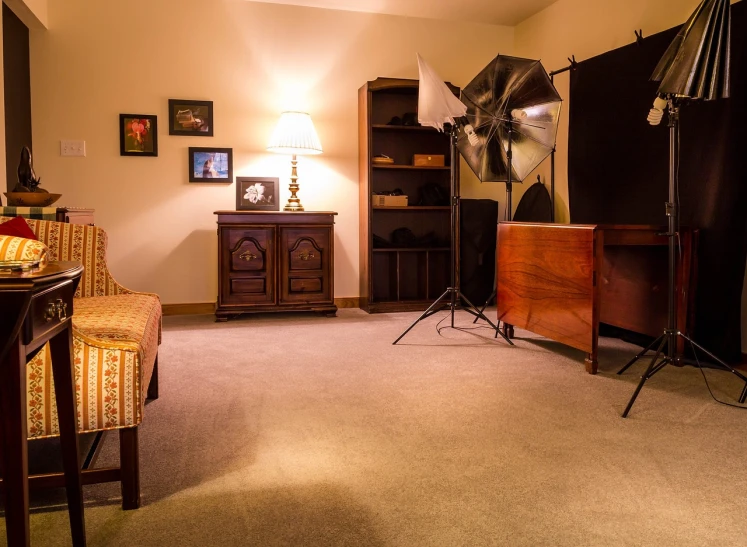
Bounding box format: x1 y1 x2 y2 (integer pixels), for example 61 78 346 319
0 262 86 546
496 223 696 373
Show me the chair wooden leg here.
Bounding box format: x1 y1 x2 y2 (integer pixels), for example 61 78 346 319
119 427 140 510
147 355 159 400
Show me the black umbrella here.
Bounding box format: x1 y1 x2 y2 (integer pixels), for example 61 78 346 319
651 0 730 100
458 55 562 184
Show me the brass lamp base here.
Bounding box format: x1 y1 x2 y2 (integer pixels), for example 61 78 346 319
284 154 304 212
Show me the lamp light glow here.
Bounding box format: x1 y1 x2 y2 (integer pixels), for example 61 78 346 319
267 111 323 211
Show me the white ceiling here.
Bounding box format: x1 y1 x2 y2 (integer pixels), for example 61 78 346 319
248 0 560 26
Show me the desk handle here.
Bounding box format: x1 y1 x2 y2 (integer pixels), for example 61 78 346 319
239 251 257 261
298 251 315 261
56 299 68 321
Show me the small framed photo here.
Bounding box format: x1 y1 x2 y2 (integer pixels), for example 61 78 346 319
169 99 213 137
236 177 279 211
189 147 233 183
120 114 158 156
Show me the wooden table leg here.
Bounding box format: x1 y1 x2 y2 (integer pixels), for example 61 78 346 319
0 343 31 547
49 328 86 546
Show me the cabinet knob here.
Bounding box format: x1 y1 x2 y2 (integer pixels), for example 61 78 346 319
298 251 315 261
239 251 257 261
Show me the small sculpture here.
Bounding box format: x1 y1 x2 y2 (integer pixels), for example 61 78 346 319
14 146 47 193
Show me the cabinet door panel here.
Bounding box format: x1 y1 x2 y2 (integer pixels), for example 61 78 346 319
220 227 275 305
280 227 332 304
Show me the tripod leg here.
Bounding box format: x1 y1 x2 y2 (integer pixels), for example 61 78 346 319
472 289 496 324
617 334 665 375
681 334 747 404
459 292 513 346
622 336 667 418
393 289 450 345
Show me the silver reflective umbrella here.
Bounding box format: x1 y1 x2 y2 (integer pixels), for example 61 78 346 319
458 55 562 183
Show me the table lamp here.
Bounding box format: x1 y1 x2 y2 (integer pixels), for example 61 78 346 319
267 111 323 211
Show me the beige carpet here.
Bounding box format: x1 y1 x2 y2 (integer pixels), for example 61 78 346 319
5 309 747 546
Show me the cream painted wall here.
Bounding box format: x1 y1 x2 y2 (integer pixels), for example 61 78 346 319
515 0 747 352
29 0 513 304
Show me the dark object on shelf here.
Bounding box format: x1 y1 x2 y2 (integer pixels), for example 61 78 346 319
460 199 498 305
373 234 392 248
402 112 419 126
14 146 45 193
214 211 338 319
386 116 402 126
513 178 553 222
417 183 449 206
374 188 405 196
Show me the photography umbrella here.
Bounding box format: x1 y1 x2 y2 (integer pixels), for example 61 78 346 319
459 55 562 220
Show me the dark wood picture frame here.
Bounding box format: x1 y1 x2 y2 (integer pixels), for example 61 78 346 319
168 99 214 137
119 114 158 157
188 147 233 183
236 177 280 211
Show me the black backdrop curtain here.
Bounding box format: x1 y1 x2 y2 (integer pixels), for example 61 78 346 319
568 1 747 363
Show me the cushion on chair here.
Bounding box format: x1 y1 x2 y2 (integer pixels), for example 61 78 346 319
0 216 38 239
0 235 48 266
26 293 162 439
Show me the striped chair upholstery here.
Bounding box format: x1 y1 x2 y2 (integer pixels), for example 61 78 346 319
0 217 162 439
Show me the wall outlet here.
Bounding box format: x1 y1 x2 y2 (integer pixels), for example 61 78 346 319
60 140 86 157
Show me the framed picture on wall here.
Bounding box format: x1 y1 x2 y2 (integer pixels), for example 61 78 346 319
169 99 214 136
189 147 233 183
236 177 279 211
119 114 158 156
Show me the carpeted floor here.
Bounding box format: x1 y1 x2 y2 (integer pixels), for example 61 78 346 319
4 309 747 546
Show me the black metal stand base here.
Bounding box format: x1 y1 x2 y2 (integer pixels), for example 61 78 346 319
618 330 747 418
393 287 514 345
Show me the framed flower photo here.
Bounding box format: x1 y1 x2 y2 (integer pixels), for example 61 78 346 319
236 177 279 211
189 147 233 183
168 99 213 136
120 114 158 156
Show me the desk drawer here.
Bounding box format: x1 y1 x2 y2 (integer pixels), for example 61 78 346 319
27 280 74 344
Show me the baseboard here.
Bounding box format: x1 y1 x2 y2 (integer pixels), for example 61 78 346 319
163 298 360 316
335 297 360 309
162 303 215 316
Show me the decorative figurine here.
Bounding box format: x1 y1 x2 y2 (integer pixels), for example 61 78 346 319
14 146 47 193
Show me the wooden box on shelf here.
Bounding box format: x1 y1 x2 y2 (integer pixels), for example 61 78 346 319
358 77 458 313
214 211 338 320
413 154 445 167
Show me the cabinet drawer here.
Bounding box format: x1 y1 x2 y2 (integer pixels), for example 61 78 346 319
26 280 74 345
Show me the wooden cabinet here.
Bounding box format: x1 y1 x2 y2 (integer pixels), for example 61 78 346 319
215 211 337 320
358 77 458 313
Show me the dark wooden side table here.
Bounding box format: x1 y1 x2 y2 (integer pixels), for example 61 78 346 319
214 211 338 320
0 262 86 546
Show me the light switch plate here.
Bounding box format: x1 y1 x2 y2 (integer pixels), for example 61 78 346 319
60 140 86 157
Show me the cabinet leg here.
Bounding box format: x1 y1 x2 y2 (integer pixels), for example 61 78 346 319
585 354 598 375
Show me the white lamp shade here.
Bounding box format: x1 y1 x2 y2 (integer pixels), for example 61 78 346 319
267 111 323 155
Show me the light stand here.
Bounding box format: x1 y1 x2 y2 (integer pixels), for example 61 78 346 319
393 126 514 346
619 100 747 417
